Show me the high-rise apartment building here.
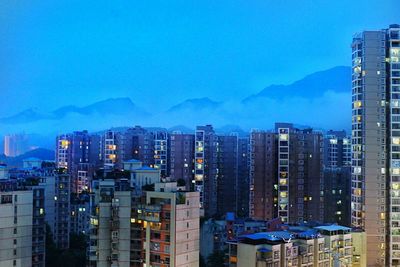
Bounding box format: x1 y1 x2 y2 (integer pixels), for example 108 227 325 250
53 169 71 249
88 167 200 267
169 132 195 189
250 123 324 223
4 133 29 157
237 137 250 218
130 126 156 168
195 125 218 216
0 190 34 267
154 131 169 178
323 131 351 226
0 166 46 267
351 24 400 266
216 134 238 216
56 131 100 193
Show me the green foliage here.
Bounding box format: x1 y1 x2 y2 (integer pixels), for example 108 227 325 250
177 178 186 187
45 224 87 267
176 192 186 204
200 254 207 267
206 250 226 267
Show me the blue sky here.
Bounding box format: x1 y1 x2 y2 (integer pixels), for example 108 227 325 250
0 0 399 117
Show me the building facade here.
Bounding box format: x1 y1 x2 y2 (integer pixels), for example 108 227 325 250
351 24 400 266
170 133 195 190
250 123 324 224
323 131 351 226
195 125 218 217
89 174 200 267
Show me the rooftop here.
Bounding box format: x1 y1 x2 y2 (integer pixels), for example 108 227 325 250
314 224 351 232
23 157 41 161
241 231 294 242
125 159 141 163
136 166 157 171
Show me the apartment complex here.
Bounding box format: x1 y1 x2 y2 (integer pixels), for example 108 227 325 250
88 171 200 267
170 132 195 190
351 24 400 266
216 134 239 216
0 166 46 267
4 133 29 157
195 125 218 216
0 190 34 267
250 123 324 223
56 131 101 193
228 225 361 267
323 131 351 226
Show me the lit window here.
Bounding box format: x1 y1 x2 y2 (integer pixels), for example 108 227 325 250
353 101 362 108
329 139 338 145
279 134 288 141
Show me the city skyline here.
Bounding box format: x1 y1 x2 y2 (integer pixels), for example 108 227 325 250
1 2 400 266
0 1 399 135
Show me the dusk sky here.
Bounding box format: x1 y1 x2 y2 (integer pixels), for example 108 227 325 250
0 0 399 118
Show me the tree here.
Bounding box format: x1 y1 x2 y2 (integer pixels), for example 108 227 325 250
207 250 225 267
177 178 186 187
45 225 88 267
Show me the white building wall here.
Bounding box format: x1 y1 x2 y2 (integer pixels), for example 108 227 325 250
0 191 33 267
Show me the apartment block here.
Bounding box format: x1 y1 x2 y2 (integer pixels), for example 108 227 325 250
250 123 324 223
88 165 200 267
228 225 358 267
0 190 33 267
170 132 195 190
351 24 400 266
323 131 351 226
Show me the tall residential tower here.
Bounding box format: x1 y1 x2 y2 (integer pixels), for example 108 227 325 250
351 24 400 266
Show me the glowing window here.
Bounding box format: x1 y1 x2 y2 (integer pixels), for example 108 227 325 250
279 134 288 141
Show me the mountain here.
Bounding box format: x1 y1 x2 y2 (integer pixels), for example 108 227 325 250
243 66 351 102
0 97 150 125
0 66 352 133
167 97 222 113
0 148 55 168
0 108 51 124
53 97 149 117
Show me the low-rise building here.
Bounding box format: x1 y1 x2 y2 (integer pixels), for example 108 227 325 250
228 224 364 267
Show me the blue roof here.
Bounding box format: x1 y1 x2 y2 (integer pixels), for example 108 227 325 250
298 229 321 239
242 231 294 242
125 159 141 163
23 157 41 161
314 225 351 232
258 247 272 252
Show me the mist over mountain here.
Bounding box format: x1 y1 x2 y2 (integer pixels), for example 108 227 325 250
243 66 350 102
0 66 351 143
167 98 222 113
0 98 149 124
